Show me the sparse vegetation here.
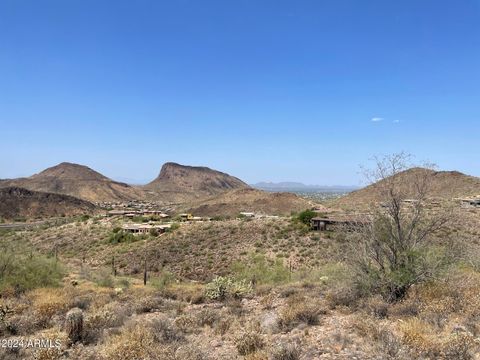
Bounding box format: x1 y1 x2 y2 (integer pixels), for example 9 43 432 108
1 154 479 359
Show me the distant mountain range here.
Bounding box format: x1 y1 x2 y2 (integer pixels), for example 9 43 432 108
0 162 313 217
252 182 359 192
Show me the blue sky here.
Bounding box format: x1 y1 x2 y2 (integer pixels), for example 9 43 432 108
1 0 479 185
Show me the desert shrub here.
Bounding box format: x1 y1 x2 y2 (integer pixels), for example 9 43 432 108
0 245 64 295
89 268 114 288
214 316 232 336
347 154 454 302
399 318 439 357
279 295 323 330
231 253 290 285
102 320 176 360
134 296 164 314
175 343 207 360
116 278 130 289
235 327 265 356
161 283 205 304
149 317 185 343
353 316 406 359
83 301 131 344
204 276 252 301
167 223 180 232
279 287 297 298
269 342 301 360
295 209 317 226
362 295 389 319
325 285 359 309
174 314 197 334
32 328 68 360
149 228 159 237
29 288 72 327
260 292 275 309
195 308 219 327
151 271 175 290
108 230 135 244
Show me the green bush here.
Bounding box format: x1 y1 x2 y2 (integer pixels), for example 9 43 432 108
231 253 290 285
167 223 180 232
89 268 114 288
204 276 252 300
354 244 450 301
151 271 175 290
108 230 136 244
149 228 159 237
0 245 64 294
296 209 317 226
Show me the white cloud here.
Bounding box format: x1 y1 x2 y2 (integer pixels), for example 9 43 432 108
371 117 383 122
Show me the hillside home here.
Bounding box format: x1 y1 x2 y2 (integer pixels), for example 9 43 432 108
460 198 480 208
239 212 255 218
122 224 171 234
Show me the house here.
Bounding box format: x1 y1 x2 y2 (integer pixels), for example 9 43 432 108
239 212 255 218
107 210 128 216
142 210 170 217
311 217 330 231
460 198 480 208
121 224 171 234
179 213 194 221
311 217 369 231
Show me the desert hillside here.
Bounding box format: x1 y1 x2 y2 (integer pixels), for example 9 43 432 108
0 186 96 220
333 167 480 209
187 188 314 217
144 162 249 204
0 162 145 203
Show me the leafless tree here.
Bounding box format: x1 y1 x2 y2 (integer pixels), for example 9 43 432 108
349 153 453 302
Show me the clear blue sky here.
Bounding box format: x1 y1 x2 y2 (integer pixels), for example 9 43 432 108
1 0 479 185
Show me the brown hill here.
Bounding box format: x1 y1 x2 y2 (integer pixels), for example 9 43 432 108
186 188 313 217
0 162 145 203
0 187 96 220
144 162 249 204
333 167 480 209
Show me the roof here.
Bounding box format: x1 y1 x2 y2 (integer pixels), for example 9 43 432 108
122 224 172 230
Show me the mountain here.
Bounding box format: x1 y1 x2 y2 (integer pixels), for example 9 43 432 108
144 162 249 204
333 168 480 209
186 188 313 217
0 162 145 203
0 187 96 220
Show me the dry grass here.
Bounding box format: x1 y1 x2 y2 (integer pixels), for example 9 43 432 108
102 321 176 360
269 341 301 360
279 294 324 330
235 325 265 356
29 288 72 327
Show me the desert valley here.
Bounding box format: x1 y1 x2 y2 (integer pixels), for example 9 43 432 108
1 157 480 360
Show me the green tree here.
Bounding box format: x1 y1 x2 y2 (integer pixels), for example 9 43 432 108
348 153 452 302
296 209 317 226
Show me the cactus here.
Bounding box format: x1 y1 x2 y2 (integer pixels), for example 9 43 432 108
65 307 83 343
204 276 252 300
